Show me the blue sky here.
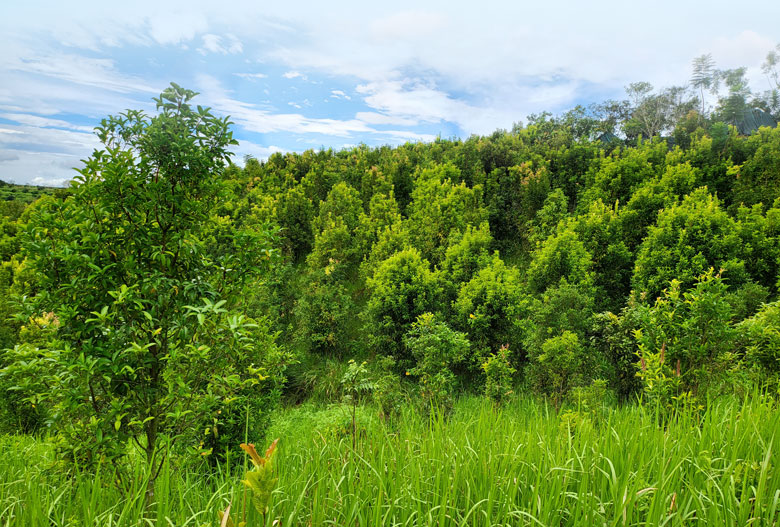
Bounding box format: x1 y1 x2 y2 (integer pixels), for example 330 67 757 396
0 1 778 186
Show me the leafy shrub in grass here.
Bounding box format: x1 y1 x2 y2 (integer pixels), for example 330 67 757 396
481 344 516 403
738 300 780 377
528 330 586 408
404 313 470 410
632 269 736 399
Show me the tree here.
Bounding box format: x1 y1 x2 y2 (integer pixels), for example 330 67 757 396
365 248 442 364
12 84 285 479
623 83 696 140
632 270 736 395
714 68 751 125
404 313 470 408
528 331 586 408
440 222 493 299
526 227 593 294
406 164 487 264
453 255 529 368
308 182 365 278
691 54 717 118
760 44 780 116
633 188 747 300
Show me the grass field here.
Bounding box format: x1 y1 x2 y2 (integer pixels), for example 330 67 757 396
2 394 779 526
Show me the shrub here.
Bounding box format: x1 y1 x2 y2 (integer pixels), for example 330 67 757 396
481 345 516 403
738 301 780 376
404 313 470 409
528 330 586 408
631 269 736 396
365 249 442 363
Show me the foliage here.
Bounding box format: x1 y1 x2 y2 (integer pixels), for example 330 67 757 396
5 84 285 471
631 269 736 395
633 188 746 300
340 359 375 448
405 164 488 264
218 439 279 526
365 248 442 363
308 182 365 277
481 344 516 403
528 331 588 407
440 222 493 299
453 255 529 366
294 270 357 357
526 227 593 294
738 301 780 375
404 313 470 408
371 355 405 420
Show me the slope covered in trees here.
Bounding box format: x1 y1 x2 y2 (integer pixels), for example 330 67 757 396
1 46 780 523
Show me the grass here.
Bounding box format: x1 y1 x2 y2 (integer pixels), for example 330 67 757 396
2 394 780 526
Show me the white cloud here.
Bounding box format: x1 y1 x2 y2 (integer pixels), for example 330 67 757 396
198 33 243 55
355 112 418 126
282 71 306 80
232 139 284 162
330 90 351 100
234 72 268 80
2 0 780 183
0 113 94 133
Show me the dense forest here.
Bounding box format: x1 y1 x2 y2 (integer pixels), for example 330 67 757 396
2 49 780 525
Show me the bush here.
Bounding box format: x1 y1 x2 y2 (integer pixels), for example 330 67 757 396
404 313 470 410
632 269 736 394
365 249 443 363
454 256 529 368
738 301 780 376
481 345 516 403
528 331 586 408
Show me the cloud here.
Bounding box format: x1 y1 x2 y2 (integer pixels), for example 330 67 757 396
196 74 375 137
282 71 307 80
0 113 94 132
234 72 268 80
0 149 82 186
355 112 419 126
330 90 351 100
2 0 780 183
198 33 243 55
0 152 19 162
233 140 283 161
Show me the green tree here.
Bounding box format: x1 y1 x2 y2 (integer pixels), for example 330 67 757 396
406 164 487 264
308 182 365 278
404 313 470 408
632 270 736 394
528 331 586 408
738 300 780 375
633 188 746 300
10 84 285 477
365 248 442 363
526 227 593 294
691 54 717 119
453 256 529 367
440 222 493 300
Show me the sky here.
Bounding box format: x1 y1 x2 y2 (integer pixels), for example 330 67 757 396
0 1 778 186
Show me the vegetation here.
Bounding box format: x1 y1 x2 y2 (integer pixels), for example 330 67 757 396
2 395 780 526
2 42 780 525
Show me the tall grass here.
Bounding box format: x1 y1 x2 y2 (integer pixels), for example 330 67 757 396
2 394 779 526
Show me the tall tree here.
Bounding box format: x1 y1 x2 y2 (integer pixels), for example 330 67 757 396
691 53 717 118
12 84 284 482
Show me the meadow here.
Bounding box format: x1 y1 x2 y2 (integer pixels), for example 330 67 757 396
2 394 779 527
